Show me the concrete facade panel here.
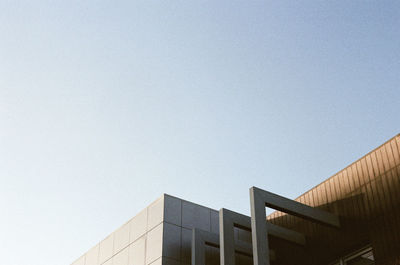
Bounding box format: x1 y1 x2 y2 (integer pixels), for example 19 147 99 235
148 198 164 231
146 223 163 265
71 134 400 265
180 227 192 264
85 244 99 265
181 201 210 231
128 235 146 265
205 245 219 265
129 208 148 244
162 222 181 260
162 257 181 265
103 258 112 265
237 229 251 244
210 210 219 234
148 258 162 265
113 247 129 265
114 222 130 254
99 234 114 265
164 195 182 226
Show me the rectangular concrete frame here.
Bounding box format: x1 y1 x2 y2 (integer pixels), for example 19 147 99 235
250 186 340 265
191 228 253 265
219 208 305 265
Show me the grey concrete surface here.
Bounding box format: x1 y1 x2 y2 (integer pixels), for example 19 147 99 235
250 186 340 265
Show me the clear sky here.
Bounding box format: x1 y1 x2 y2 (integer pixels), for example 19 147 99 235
0 1 399 265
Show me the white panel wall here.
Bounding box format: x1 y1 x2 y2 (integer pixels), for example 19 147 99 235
70 194 252 265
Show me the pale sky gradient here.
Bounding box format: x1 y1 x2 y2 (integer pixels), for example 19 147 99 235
1 1 399 265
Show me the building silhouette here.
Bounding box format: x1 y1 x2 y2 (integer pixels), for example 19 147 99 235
71 134 400 265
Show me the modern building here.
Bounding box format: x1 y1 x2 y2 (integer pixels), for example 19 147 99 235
70 134 400 265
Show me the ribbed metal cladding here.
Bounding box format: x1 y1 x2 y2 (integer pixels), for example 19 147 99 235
267 134 400 265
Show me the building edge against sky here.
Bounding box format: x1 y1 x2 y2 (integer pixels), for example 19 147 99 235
70 134 400 265
70 193 222 265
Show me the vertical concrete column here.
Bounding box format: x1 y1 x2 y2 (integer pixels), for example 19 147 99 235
250 187 270 265
191 229 206 265
191 229 220 265
250 186 340 265
219 208 236 265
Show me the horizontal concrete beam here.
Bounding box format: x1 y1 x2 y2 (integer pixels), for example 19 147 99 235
253 187 340 227
191 228 256 265
219 208 303 265
250 186 340 265
192 229 218 265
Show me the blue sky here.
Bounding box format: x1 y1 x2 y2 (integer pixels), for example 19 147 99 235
0 1 399 265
